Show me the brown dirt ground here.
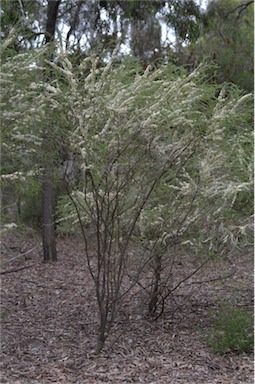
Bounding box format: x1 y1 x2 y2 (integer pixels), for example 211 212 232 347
1 230 254 384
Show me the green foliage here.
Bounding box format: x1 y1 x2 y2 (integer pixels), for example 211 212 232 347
196 0 254 91
56 194 83 235
165 0 206 41
0 311 9 318
207 303 254 355
1 176 42 227
0 0 42 56
19 178 42 227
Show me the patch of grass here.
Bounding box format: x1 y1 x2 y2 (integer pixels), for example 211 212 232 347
0 311 9 318
207 303 254 355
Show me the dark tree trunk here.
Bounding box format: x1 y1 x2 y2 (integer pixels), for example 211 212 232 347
42 0 60 262
42 162 57 262
45 0 61 44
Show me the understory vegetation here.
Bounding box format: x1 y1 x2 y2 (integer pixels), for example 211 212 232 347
207 303 254 355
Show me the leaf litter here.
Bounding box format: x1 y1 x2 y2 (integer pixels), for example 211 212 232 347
1 231 253 384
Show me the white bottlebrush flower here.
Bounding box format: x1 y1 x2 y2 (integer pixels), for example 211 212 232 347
1 46 252 257
231 93 252 111
29 82 41 90
1 223 18 234
1 172 25 181
0 27 16 53
45 84 59 94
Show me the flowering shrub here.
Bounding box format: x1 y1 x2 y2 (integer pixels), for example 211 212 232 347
1 42 253 350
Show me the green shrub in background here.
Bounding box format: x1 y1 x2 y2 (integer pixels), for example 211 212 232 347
207 304 254 355
20 180 42 227
1 174 42 227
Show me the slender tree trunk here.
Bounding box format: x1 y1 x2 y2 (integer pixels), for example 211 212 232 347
42 162 57 261
148 253 162 315
96 311 108 354
42 0 61 262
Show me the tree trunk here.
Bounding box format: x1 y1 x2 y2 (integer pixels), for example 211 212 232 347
42 0 60 262
42 162 57 262
45 0 61 44
148 253 162 315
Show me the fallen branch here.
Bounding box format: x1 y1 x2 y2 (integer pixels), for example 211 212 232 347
1 246 41 265
1 263 38 275
185 272 235 286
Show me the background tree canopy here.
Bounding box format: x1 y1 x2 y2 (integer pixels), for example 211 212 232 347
0 1 253 86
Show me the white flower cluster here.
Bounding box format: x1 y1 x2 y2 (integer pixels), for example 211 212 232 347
1 45 252 255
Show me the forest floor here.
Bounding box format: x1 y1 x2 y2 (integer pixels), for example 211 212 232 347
1 229 254 384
